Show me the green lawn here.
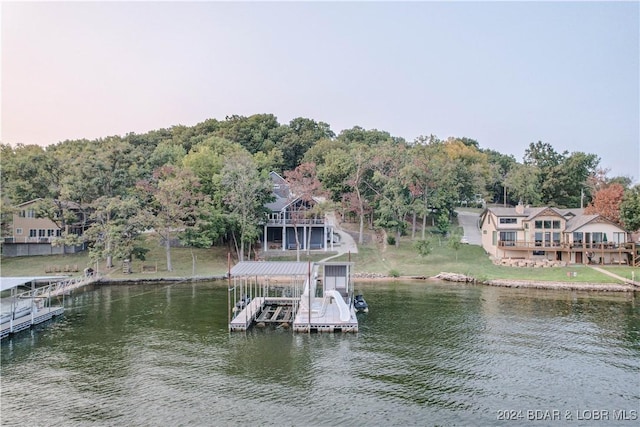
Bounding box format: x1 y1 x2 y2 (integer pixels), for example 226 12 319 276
1 236 338 280
0 239 230 279
1 232 637 285
332 237 636 284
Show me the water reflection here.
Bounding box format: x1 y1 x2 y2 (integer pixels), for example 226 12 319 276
1 281 638 426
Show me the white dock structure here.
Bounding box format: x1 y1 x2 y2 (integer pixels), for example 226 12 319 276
0 275 97 340
228 261 357 333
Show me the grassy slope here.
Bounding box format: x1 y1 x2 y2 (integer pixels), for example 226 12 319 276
333 219 636 284
1 229 636 285
0 235 336 280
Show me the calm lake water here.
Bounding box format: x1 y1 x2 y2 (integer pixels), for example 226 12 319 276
1 281 639 426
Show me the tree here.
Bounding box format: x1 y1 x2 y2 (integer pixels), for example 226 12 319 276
414 239 432 257
221 152 273 261
504 164 542 206
285 162 324 259
320 144 373 244
620 185 640 231
368 141 410 247
136 166 207 272
584 183 625 225
84 196 143 268
523 141 599 207
448 229 463 261
278 117 335 171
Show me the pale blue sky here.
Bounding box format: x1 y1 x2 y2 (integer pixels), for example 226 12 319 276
2 1 639 182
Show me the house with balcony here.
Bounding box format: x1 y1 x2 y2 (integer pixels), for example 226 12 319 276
480 204 637 266
261 172 334 252
2 199 87 257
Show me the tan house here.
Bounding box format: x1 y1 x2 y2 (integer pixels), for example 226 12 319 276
3 199 86 257
10 199 64 243
480 204 637 266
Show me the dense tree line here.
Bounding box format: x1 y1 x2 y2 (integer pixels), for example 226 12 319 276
1 114 637 266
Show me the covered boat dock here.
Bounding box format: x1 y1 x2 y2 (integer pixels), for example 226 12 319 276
0 276 66 340
228 261 358 333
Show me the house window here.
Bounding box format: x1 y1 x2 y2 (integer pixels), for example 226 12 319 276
535 221 542 229
56 230 62 237
533 250 546 256
16 228 23 235
552 220 561 229
613 232 625 244
500 231 516 246
573 232 583 244
29 229 37 238
500 218 517 224
553 232 560 246
535 232 543 246
38 229 46 237
592 232 603 243
524 223 529 229
48 229 56 236
492 231 497 246
26 209 36 218
543 220 551 229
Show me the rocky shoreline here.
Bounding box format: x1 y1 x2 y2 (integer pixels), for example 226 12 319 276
353 271 638 292
433 271 638 292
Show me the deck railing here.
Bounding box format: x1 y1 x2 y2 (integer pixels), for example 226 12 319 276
265 218 325 225
498 241 633 250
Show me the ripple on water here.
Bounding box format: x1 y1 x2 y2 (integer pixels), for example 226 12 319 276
1 281 638 426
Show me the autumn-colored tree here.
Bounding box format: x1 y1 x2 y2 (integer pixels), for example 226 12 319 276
285 162 324 259
584 183 625 224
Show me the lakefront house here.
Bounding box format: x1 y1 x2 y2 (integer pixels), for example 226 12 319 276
2 199 86 257
261 172 335 252
480 204 638 266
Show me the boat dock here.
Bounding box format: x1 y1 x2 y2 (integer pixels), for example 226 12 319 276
1 275 96 340
228 261 358 333
1 306 64 340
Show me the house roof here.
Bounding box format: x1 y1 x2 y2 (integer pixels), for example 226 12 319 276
565 214 599 232
269 171 290 199
15 198 82 210
265 194 293 212
484 206 626 233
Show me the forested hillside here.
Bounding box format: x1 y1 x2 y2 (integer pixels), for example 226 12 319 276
2 114 638 267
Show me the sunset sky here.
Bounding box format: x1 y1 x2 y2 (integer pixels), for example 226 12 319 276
2 1 638 181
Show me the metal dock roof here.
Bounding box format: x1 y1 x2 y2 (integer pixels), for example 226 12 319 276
0 276 67 292
230 262 311 277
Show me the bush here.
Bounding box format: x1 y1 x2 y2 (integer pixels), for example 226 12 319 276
414 239 432 257
387 235 396 246
389 269 401 278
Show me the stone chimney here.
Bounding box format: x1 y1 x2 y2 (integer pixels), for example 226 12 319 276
515 202 524 214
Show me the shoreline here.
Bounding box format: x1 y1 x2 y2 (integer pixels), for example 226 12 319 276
352 273 639 292
91 274 639 292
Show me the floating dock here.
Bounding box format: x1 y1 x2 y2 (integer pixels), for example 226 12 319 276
0 275 93 340
228 261 358 333
1 306 64 340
